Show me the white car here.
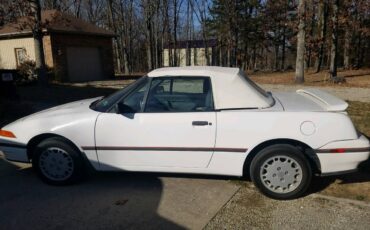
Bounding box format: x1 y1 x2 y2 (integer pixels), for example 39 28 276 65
0 67 369 199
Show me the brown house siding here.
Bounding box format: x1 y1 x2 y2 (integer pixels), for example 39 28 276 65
50 33 114 82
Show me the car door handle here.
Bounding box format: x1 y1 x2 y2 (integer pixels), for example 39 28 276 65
192 121 209 126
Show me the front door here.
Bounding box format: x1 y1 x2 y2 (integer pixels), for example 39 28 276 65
95 76 216 170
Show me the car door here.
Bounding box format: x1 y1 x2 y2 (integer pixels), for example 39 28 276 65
95 76 216 170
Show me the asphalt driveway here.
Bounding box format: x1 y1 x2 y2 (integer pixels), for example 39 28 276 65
0 155 239 229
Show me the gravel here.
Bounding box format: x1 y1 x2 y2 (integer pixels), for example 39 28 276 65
205 183 370 230
260 84 370 103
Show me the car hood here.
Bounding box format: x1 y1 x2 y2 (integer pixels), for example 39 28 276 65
273 89 348 112
1 97 102 147
14 97 102 123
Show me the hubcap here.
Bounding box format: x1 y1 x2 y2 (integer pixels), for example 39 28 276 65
39 147 74 181
260 156 303 194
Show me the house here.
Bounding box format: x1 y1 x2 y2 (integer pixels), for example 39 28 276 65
0 10 115 82
163 39 217 67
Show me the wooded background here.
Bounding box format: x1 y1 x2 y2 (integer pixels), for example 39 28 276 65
1 0 369 83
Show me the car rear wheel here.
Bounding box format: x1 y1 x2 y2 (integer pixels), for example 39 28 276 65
32 138 84 185
250 144 312 200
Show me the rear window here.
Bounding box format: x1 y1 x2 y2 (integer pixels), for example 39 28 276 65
172 79 204 94
240 72 270 98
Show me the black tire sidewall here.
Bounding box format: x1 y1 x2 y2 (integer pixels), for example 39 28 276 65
250 145 312 200
32 138 84 185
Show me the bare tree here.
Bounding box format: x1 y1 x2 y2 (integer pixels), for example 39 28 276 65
295 0 305 84
84 0 106 25
315 0 327 73
162 0 172 67
329 0 339 79
192 0 210 66
343 0 353 70
118 0 131 74
73 0 82 18
172 0 184 66
142 0 156 70
29 0 47 85
343 23 351 69
107 0 122 73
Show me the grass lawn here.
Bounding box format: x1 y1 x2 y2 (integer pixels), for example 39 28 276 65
347 101 370 137
249 68 370 88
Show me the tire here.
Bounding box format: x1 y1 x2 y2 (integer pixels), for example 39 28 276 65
250 144 312 200
32 137 84 185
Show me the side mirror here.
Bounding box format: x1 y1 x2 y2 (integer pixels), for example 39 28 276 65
117 103 136 114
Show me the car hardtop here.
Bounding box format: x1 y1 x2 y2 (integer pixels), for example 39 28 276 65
147 66 274 110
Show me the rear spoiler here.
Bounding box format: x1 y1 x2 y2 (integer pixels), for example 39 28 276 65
296 89 348 112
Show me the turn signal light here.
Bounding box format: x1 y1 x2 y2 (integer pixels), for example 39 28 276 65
0 130 16 138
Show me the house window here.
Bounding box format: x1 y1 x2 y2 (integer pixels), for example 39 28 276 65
15 48 27 66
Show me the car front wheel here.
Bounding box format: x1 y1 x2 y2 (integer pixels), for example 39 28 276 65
250 144 312 200
32 137 84 185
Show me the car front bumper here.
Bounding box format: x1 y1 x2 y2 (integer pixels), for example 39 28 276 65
0 141 29 163
316 135 370 175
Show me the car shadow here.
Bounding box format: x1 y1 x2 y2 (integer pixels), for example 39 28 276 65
0 158 184 230
307 170 370 195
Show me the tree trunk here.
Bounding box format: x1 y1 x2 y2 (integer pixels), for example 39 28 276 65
227 46 231 67
233 30 238 67
355 32 362 68
218 40 222 66
30 0 47 85
281 25 286 70
118 0 130 74
315 0 327 73
186 0 191 66
201 0 209 66
243 42 248 71
252 44 257 71
121 38 130 74
274 44 279 71
173 0 178 66
144 1 153 70
329 0 338 79
128 0 134 72
306 3 315 70
343 26 351 69
107 0 122 73
295 0 305 84
153 12 159 69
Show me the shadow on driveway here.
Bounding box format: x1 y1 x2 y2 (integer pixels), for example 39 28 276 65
0 158 183 230
307 165 370 197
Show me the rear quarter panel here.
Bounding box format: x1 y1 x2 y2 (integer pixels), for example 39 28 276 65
216 110 357 150
212 110 358 175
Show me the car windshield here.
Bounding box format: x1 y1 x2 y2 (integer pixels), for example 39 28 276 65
90 76 148 112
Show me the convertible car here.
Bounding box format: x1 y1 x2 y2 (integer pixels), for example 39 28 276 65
0 67 369 199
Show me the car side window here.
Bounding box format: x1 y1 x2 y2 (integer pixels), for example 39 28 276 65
115 78 149 113
145 77 214 112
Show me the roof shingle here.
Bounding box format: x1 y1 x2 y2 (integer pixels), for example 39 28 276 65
0 10 114 38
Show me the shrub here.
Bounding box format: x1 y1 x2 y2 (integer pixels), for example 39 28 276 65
16 60 37 84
